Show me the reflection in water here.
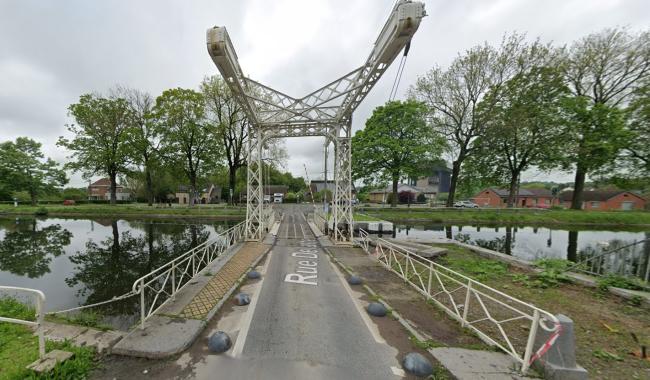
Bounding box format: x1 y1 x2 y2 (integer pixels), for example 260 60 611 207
392 223 650 282
65 221 212 323
567 230 578 262
473 226 515 255
0 217 236 328
576 234 650 282
0 219 72 278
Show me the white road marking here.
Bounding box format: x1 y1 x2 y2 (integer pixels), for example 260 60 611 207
328 258 386 344
231 250 273 358
299 223 306 238
293 224 297 238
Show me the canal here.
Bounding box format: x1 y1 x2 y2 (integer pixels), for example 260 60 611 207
0 217 240 329
391 224 650 282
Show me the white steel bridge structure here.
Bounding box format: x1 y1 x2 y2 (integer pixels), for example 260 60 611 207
207 0 426 243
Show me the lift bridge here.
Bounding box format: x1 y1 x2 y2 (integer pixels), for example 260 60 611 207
207 0 426 243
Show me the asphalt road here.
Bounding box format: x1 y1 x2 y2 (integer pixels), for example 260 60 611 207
93 204 404 380
228 204 402 379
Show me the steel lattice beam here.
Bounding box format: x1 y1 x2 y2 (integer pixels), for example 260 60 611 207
207 1 426 242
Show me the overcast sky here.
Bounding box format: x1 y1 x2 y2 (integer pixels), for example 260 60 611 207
1 0 649 187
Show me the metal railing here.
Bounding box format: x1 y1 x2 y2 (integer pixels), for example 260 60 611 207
0 286 46 358
132 221 246 329
356 229 560 374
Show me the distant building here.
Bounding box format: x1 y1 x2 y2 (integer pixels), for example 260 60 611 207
368 183 423 203
558 190 646 211
175 184 222 205
410 163 452 195
308 180 356 200
471 188 558 208
87 178 130 201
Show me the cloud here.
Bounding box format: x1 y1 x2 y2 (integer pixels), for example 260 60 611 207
0 0 648 187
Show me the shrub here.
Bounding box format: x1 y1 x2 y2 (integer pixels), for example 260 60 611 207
398 191 416 204
34 207 48 216
416 193 426 203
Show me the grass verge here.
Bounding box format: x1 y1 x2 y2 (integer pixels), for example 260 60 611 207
435 245 650 379
0 298 96 380
361 208 650 226
0 203 245 219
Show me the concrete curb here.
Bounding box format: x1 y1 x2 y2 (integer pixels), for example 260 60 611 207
112 237 275 359
325 247 537 380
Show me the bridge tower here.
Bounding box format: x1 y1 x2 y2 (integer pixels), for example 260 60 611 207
207 0 426 243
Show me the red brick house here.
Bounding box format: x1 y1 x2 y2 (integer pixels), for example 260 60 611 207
559 190 646 210
471 188 559 208
88 178 129 201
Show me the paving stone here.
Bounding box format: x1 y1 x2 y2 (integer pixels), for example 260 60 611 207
27 350 74 373
429 347 536 380
72 329 124 354
178 242 267 320
38 321 88 342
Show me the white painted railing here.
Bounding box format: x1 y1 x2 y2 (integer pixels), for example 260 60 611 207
356 229 560 374
132 221 246 329
0 286 46 358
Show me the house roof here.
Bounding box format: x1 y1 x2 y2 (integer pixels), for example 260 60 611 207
369 184 424 194
90 178 122 187
558 190 645 202
481 188 552 198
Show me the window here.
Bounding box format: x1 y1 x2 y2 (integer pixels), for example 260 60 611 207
544 199 550 204
591 201 600 208
621 201 634 211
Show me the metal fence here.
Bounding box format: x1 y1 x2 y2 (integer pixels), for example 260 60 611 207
356 229 560 374
0 286 46 358
132 221 246 329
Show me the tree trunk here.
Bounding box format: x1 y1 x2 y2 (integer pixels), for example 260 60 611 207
391 176 398 208
504 226 513 255
145 167 153 206
109 172 117 205
506 172 519 208
111 220 120 255
228 166 237 205
567 230 578 262
30 189 37 206
446 160 461 207
189 173 197 207
571 165 586 210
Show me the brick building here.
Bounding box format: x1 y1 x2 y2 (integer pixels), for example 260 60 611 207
471 188 558 208
87 178 130 201
559 190 646 210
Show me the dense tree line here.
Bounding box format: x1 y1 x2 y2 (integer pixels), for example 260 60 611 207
0 76 305 206
407 28 650 208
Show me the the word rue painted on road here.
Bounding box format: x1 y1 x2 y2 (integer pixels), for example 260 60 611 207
284 239 319 286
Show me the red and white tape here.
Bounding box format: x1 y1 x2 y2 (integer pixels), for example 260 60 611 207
528 323 563 365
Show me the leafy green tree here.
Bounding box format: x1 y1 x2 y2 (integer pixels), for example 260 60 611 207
61 187 88 201
352 100 444 207
59 94 134 204
625 80 650 175
0 137 67 205
113 87 159 206
201 76 249 205
409 34 549 207
472 67 570 207
561 28 650 209
153 88 221 206
0 219 72 278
